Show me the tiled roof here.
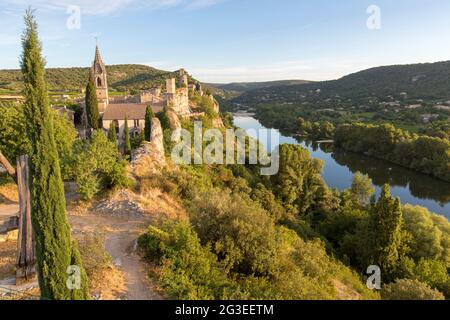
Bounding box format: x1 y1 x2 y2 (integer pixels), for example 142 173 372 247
103 103 165 120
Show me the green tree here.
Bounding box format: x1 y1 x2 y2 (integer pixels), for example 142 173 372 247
124 116 131 158
367 185 404 280
144 105 154 141
71 130 129 200
20 9 89 300
108 121 117 145
350 171 375 207
271 144 326 215
381 279 444 300
85 73 99 130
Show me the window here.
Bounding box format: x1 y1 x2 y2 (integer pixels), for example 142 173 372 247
97 77 102 87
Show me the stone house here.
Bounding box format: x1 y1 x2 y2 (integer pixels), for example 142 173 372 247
102 103 164 141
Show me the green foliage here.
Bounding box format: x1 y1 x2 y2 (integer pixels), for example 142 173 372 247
139 222 232 300
0 103 77 179
367 185 405 280
20 9 89 300
123 116 131 158
144 105 154 141
108 121 117 144
85 73 99 130
381 279 445 300
0 64 176 92
71 130 130 200
190 190 279 275
350 172 375 207
402 205 450 266
298 117 335 139
335 123 450 182
0 102 30 162
77 234 112 279
271 144 328 215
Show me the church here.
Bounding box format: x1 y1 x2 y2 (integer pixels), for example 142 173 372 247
88 45 192 140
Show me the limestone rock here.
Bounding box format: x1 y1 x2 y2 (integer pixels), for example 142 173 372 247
150 118 166 166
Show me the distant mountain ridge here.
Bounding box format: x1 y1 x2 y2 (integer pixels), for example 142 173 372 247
233 60 450 105
206 80 313 93
0 64 179 92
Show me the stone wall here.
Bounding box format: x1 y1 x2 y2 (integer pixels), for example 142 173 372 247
166 88 190 117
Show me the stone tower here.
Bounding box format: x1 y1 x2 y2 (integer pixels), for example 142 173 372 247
166 78 176 95
179 68 188 87
92 45 109 112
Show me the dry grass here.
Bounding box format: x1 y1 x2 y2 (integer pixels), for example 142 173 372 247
138 176 187 221
76 233 127 300
0 183 18 203
0 239 16 280
89 265 126 300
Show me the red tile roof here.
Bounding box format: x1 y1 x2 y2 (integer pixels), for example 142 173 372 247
103 103 165 120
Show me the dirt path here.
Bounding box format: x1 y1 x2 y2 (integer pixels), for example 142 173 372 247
68 192 164 300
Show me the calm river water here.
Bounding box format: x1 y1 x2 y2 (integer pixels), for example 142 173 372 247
234 116 450 219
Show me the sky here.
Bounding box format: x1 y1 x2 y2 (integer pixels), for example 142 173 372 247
1 0 450 83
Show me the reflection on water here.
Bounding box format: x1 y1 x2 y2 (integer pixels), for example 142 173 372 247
234 116 450 218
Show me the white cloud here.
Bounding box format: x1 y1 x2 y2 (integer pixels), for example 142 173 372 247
187 0 224 9
1 0 223 15
176 59 381 83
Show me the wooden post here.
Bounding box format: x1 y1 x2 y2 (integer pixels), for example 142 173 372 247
15 155 36 285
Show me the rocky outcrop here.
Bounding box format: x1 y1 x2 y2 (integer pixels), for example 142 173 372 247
166 110 182 131
131 118 166 177
212 116 224 129
166 110 182 143
150 118 166 165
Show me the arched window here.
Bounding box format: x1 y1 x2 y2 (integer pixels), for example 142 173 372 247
97 77 102 87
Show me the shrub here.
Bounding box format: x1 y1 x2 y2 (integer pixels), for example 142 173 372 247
139 222 232 300
381 279 445 300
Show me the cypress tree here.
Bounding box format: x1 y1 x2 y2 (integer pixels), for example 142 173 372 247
85 73 99 130
108 121 117 145
20 9 89 300
144 105 154 142
368 184 403 280
124 116 131 158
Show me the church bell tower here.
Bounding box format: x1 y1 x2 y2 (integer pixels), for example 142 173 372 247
92 45 109 112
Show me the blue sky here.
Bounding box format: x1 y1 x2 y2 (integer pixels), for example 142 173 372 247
1 0 450 83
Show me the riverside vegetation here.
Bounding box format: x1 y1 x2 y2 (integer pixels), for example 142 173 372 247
0 11 449 301
136 106 450 300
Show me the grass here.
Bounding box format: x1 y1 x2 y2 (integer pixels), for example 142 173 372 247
0 239 16 280
76 233 126 300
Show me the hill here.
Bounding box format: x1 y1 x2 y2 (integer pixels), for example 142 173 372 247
233 60 450 106
207 80 312 93
0 64 181 93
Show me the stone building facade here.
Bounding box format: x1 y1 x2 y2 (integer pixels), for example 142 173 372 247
92 45 109 112
89 45 193 139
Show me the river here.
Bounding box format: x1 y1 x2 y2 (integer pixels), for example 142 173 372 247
233 116 450 219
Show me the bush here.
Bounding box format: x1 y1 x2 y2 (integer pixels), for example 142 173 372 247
71 130 131 200
190 190 280 276
139 222 232 300
381 279 445 300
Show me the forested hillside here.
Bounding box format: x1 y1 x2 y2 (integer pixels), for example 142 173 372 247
234 60 450 105
208 80 312 93
0 64 180 92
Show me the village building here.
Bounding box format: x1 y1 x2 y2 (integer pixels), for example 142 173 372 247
86 45 196 141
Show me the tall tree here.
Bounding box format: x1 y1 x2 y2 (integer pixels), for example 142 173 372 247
108 121 117 145
350 171 375 207
85 73 99 130
20 9 89 300
367 184 404 280
124 116 131 158
144 105 154 142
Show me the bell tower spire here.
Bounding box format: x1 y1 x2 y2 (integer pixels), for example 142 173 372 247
91 44 109 112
